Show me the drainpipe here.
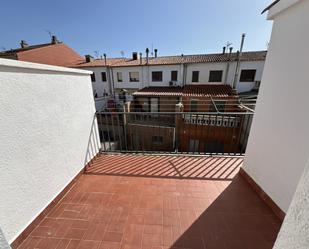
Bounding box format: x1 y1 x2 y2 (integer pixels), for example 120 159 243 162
104 53 112 96
224 47 233 84
233 33 245 90
146 48 150 87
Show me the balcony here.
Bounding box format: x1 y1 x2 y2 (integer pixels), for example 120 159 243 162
17 154 281 249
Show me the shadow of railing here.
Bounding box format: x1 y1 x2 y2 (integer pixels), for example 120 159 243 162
85 154 243 181
83 114 101 170
167 174 282 249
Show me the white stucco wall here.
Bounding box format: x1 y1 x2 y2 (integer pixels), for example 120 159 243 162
113 66 143 89
0 59 99 243
243 0 309 212
82 66 110 97
185 60 265 93
273 158 309 249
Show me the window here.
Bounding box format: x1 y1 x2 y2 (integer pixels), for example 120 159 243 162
101 72 107 82
117 72 123 82
152 71 163 82
90 73 95 82
209 70 223 82
171 71 178 81
190 99 198 112
240 69 256 82
152 136 163 145
210 101 226 112
192 71 199 82
129 72 139 82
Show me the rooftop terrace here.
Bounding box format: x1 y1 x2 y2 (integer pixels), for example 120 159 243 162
17 154 281 249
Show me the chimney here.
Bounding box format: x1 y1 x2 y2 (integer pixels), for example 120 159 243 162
103 53 107 66
229 47 233 54
222 46 226 54
132 52 138 60
154 49 158 58
51 35 59 44
139 53 142 64
20 40 28 48
85 55 94 63
145 48 149 64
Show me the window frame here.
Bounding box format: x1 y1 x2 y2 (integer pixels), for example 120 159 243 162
209 70 223 82
101 72 107 82
171 70 178 81
117 72 123 82
152 71 163 82
129 72 140 82
239 69 256 82
192 71 199 82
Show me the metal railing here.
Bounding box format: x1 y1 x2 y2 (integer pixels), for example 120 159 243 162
96 111 254 155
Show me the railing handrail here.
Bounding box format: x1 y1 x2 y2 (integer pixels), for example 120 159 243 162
96 111 254 115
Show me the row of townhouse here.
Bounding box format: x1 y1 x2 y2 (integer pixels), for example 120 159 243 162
75 49 266 111
0 37 266 113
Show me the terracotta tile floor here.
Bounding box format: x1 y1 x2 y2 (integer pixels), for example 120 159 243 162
18 155 281 249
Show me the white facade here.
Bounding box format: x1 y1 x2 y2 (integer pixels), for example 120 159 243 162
243 0 309 214
185 60 265 93
85 54 265 108
82 66 110 97
0 59 99 243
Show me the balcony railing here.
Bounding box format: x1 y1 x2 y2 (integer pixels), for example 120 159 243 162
96 111 253 155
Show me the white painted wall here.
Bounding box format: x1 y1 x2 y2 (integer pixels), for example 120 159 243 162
82 66 110 98
185 61 265 93
147 64 182 87
273 158 309 249
113 66 143 89
243 0 309 212
186 62 228 84
0 59 99 243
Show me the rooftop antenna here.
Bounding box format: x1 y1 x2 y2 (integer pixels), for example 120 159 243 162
120 50 125 58
226 42 232 51
94 50 99 59
151 43 154 57
45 30 53 39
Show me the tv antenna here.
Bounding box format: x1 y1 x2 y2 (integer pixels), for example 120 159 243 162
45 30 53 39
226 41 232 50
94 51 99 58
120 50 125 58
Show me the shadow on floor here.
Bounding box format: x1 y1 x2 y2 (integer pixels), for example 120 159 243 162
85 154 243 180
169 174 282 249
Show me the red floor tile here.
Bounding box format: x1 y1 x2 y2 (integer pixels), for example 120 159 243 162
17 155 281 249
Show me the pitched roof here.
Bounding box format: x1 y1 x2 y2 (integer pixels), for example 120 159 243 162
0 43 84 67
74 58 126 67
133 85 236 98
111 51 267 67
262 0 281 14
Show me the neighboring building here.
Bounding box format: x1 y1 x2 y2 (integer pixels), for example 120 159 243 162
0 36 84 67
1 38 266 111
117 84 251 153
75 49 266 109
75 56 125 111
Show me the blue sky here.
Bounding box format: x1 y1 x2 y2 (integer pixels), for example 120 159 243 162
0 0 272 58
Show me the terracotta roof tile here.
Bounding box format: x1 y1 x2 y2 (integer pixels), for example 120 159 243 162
0 43 84 67
133 85 236 98
111 51 267 67
74 58 126 67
